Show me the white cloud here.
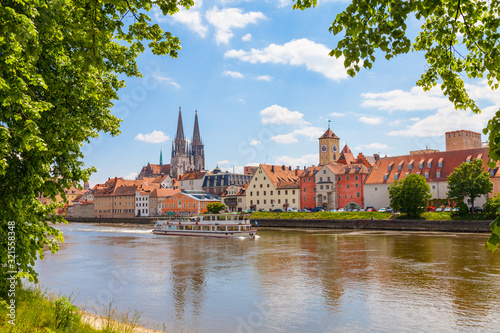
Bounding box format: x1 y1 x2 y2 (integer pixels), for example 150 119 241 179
361 85 451 112
272 132 298 143
155 2 208 38
250 140 262 146
135 130 170 143
256 75 272 81
206 7 266 45
274 154 318 167
217 160 230 165
356 143 391 151
224 38 348 81
388 105 496 137
364 81 500 137
260 105 310 126
271 126 323 144
122 172 138 180
329 112 346 117
359 116 383 125
152 74 181 89
242 33 252 41
222 70 244 79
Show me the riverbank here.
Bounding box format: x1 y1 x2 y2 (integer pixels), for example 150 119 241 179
252 218 492 232
0 285 164 333
64 216 493 233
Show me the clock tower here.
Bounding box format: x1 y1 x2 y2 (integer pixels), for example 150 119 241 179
319 125 340 166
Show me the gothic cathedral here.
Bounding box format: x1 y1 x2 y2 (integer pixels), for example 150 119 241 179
319 124 340 166
170 107 205 178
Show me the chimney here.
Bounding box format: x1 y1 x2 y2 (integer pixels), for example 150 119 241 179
271 165 274 172
282 165 285 170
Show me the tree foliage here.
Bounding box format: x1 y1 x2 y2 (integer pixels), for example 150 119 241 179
447 159 492 211
0 0 193 298
293 0 500 249
388 174 432 218
206 202 226 214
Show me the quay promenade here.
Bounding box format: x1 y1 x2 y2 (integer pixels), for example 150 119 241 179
64 217 492 233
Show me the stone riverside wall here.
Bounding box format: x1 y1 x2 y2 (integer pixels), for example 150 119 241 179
65 217 158 224
251 219 492 233
65 217 492 233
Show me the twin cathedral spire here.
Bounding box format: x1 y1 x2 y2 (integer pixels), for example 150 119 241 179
170 107 205 178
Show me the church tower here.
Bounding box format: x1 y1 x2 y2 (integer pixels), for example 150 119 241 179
319 123 340 166
191 110 205 171
170 107 205 179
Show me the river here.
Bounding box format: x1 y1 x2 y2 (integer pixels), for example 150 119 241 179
34 223 500 332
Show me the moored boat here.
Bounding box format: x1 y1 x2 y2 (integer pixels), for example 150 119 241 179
152 214 256 239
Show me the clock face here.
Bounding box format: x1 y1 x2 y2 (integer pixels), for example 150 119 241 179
321 144 328 153
332 145 338 152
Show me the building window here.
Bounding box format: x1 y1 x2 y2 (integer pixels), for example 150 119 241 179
327 176 330 181
323 170 326 174
320 185 324 190
346 176 350 181
278 191 281 195
257 191 259 196
250 191 253 196
346 184 350 188
264 200 266 204
338 176 341 181
357 192 360 197
326 185 329 189
303 187 306 192
320 177 323 182
270 191 273 195
264 191 266 195
278 199 281 204
355 175 358 180
425 172 429 179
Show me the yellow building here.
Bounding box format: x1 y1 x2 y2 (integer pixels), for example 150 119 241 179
246 164 300 211
319 127 340 166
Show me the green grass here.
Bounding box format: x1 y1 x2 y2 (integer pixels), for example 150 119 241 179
251 211 494 221
251 211 392 220
0 285 162 333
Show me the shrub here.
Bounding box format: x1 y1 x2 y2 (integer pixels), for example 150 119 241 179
484 193 500 218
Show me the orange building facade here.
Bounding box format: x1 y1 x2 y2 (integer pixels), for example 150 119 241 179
161 191 221 215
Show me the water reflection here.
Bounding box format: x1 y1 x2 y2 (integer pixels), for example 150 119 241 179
35 224 500 332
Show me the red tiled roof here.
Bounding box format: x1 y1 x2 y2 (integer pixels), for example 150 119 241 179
179 170 207 181
365 148 489 184
150 188 181 198
319 128 340 139
260 164 300 189
298 165 322 178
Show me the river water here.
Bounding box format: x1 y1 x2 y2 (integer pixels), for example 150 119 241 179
34 223 500 332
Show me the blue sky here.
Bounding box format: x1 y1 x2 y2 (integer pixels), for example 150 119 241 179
83 0 500 186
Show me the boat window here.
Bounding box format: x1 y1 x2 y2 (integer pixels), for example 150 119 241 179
177 226 184 230
193 226 201 230
186 225 192 230
217 226 226 231
202 226 210 231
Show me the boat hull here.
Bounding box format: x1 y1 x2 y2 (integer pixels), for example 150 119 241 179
152 229 257 238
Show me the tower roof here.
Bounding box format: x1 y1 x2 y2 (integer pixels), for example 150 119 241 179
192 110 202 144
319 128 339 139
175 107 185 141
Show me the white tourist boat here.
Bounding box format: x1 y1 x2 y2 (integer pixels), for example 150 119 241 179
152 214 257 239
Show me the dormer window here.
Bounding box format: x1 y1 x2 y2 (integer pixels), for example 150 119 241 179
425 172 429 179
394 173 399 180
436 170 441 178
388 162 394 172
419 159 424 169
466 155 472 162
383 173 389 181
427 158 433 168
409 159 414 170
398 161 404 171
438 157 443 168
